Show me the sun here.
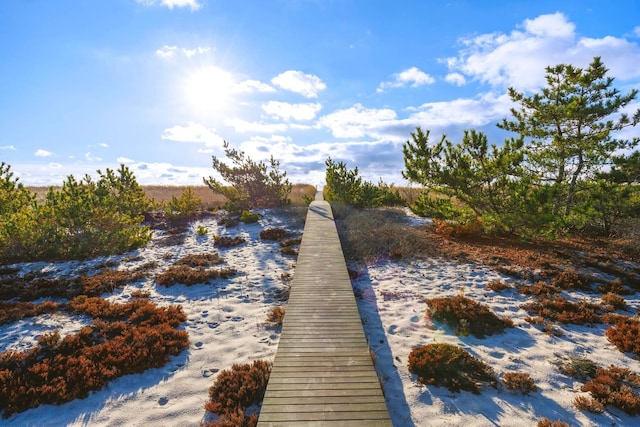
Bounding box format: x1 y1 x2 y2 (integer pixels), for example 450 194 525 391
182 66 236 116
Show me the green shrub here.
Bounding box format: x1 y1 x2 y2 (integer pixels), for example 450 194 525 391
408 343 496 394
0 164 152 262
164 187 201 219
239 210 260 224
323 157 405 208
204 141 291 211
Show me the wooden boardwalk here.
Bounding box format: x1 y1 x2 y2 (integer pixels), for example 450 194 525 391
257 194 392 426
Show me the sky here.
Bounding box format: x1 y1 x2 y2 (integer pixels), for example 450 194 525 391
1 0 640 187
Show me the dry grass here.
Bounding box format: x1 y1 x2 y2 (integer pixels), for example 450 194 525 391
333 203 435 261
28 183 317 209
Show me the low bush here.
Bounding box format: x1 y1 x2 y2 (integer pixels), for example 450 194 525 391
175 253 224 267
0 297 189 417
557 355 599 381
579 366 640 415
518 282 561 297
0 267 151 302
156 265 237 287
601 292 627 311
203 360 272 427
537 418 570 427
407 343 496 394
502 372 537 394
0 301 60 325
280 246 298 256
486 280 511 292
213 235 246 248
521 295 602 325
606 317 640 356
426 295 513 338
573 395 606 414
266 306 286 327
550 269 591 290
259 228 288 241
239 210 261 224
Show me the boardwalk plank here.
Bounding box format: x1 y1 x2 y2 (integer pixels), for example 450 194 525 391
257 196 391 426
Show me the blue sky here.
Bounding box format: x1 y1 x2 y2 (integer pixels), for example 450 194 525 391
1 0 639 187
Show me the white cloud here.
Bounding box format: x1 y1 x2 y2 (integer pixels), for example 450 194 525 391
85 152 102 162
183 46 211 57
136 0 201 11
634 26 640 38
156 45 178 58
446 12 640 92
161 122 225 147
318 103 399 139
377 67 435 92
235 80 276 93
271 70 326 98
156 45 210 59
1 145 16 150
98 142 109 148
35 149 52 157
117 157 135 164
445 73 466 86
262 101 322 121
522 12 575 38
408 92 512 128
225 118 288 134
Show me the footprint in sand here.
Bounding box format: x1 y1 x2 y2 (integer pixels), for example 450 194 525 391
226 316 244 322
388 325 398 335
202 310 209 318
194 341 203 349
158 397 169 406
208 322 220 329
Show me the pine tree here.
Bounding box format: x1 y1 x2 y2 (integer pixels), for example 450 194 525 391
498 57 640 225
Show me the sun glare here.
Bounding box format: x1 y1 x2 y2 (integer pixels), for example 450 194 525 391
183 66 236 116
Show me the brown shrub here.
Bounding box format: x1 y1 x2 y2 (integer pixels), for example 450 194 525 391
176 253 224 267
606 317 640 356
407 343 496 394
279 237 302 248
486 280 511 292
156 265 237 286
79 268 149 296
0 301 60 325
426 295 513 338
520 295 601 325
518 282 560 297
551 269 591 289
213 235 246 248
279 246 298 256
204 360 272 425
266 306 286 327
0 298 189 418
573 395 605 414
259 227 288 241
502 372 537 394
601 292 627 311
537 418 570 427
598 278 634 295
579 366 640 415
